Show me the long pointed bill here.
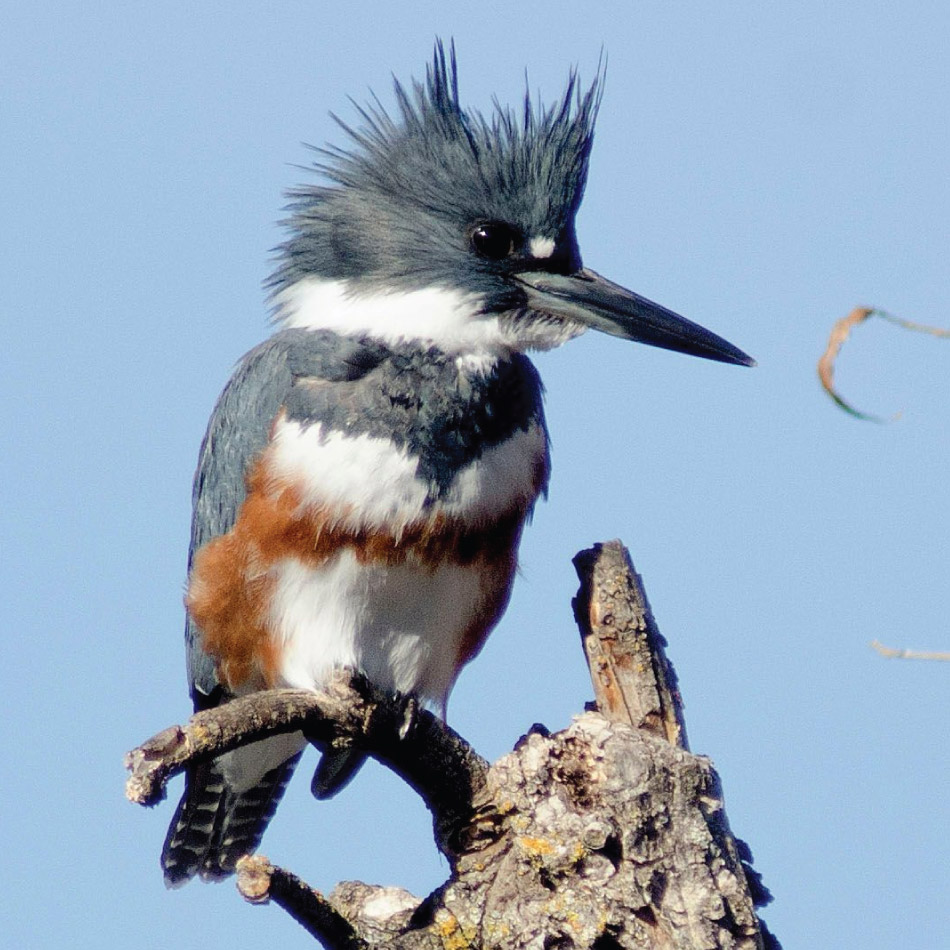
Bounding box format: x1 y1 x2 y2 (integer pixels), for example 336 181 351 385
514 268 754 366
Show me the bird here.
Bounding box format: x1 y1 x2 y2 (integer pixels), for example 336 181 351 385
160 41 752 887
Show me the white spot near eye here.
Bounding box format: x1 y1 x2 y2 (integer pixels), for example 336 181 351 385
529 236 556 258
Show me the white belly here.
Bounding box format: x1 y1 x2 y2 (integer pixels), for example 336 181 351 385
267 549 490 714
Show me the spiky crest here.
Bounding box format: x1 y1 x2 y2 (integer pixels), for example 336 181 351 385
271 41 603 293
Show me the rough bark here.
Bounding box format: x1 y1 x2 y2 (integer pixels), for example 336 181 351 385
126 541 779 950
572 541 689 747
125 674 488 859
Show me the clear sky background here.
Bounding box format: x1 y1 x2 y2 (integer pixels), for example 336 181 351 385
3 3 948 948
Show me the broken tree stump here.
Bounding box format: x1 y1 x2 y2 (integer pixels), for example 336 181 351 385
126 541 779 949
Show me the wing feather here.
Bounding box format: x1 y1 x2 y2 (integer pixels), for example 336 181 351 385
185 329 388 703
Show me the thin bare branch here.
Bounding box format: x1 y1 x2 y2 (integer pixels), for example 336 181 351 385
876 310 950 339
871 640 950 662
237 855 369 950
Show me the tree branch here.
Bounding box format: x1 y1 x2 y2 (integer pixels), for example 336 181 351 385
125 672 489 858
237 855 370 950
127 542 780 949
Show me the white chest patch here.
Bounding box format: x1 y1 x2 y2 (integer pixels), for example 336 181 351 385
260 417 545 715
269 549 492 712
267 416 548 531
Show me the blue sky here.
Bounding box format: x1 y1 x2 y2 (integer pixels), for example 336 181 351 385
4 3 948 947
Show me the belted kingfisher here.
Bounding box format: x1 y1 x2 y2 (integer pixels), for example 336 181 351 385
160 42 752 886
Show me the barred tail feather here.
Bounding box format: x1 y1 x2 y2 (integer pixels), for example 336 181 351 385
161 751 302 887
161 760 226 887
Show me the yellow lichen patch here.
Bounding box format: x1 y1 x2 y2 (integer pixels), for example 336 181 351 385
190 722 213 744
434 909 474 950
483 921 511 941
516 835 556 855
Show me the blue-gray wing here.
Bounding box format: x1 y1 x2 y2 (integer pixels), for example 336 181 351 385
184 328 389 706
164 328 391 886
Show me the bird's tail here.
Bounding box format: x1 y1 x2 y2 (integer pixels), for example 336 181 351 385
161 743 303 886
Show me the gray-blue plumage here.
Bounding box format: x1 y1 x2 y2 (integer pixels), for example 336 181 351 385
185 328 546 706
270 41 599 304
283 341 546 491
185 330 389 703
172 324 549 884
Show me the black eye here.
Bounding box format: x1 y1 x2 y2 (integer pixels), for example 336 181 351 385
471 222 521 260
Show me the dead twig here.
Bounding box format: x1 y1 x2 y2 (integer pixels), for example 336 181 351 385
572 539 688 748
237 855 369 950
871 640 950 662
125 671 489 859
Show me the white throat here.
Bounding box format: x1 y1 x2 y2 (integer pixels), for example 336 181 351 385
273 277 585 354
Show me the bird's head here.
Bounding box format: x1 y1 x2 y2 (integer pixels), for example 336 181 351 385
271 41 752 366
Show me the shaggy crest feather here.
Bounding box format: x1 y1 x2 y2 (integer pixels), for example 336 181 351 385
269 41 604 295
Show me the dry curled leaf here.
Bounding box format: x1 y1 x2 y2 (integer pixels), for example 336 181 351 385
818 307 950 421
